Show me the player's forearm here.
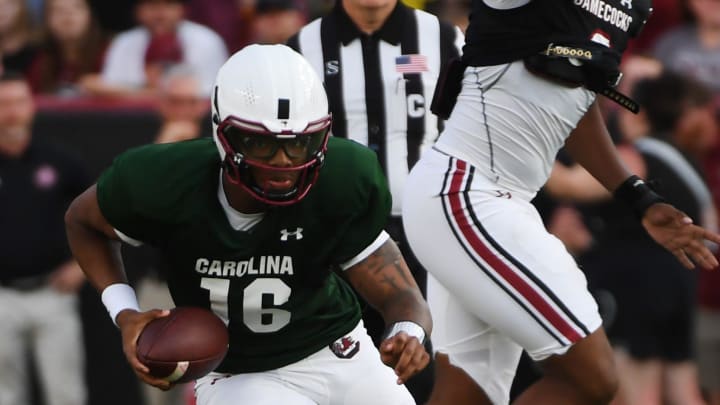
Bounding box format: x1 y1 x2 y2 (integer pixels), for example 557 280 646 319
345 240 432 334
66 225 125 292
563 102 632 193
545 162 610 202
379 288 432 335
65 186 128 292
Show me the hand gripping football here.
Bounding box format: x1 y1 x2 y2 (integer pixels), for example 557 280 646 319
136 306 229 383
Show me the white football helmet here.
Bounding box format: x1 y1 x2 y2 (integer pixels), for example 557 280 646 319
211 44 332 205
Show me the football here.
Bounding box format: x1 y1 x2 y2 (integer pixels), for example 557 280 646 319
136 306 229 383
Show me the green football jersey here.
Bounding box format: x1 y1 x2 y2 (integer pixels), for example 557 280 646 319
97 137 392 373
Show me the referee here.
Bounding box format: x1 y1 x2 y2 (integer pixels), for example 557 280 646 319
287 1 463 402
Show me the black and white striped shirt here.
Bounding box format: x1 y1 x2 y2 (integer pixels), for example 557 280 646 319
288 3 464 216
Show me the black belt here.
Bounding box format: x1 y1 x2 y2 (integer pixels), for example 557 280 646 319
0 274 50 291
525 43 640 113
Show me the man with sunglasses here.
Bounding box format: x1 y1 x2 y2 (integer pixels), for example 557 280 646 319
64 44 431 404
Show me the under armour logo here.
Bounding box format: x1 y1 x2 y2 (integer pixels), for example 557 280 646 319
494 190 512 199
280 228 303 241
620 0 632 9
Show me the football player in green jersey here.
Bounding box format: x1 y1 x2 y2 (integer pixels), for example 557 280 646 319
65 44 431 405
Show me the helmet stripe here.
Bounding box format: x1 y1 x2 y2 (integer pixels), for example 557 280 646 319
212 86 221 124
277 98 290 119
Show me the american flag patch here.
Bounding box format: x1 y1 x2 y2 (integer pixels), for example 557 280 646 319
395 54 428 73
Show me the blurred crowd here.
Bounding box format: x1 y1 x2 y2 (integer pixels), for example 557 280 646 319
3 0 720 404
0 0 473 101
0 0 309 98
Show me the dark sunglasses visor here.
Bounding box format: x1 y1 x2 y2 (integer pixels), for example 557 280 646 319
224 126 327 160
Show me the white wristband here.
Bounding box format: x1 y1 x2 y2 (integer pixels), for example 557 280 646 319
383 321 427 344
101 283 140 326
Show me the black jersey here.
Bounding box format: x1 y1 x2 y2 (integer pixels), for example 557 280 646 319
463 0 652 66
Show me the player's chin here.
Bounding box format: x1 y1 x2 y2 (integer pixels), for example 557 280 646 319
259 178 298 192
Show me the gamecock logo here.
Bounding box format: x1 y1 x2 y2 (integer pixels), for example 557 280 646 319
329 335 360 359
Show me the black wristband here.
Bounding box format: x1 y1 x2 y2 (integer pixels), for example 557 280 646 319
613 175 666 219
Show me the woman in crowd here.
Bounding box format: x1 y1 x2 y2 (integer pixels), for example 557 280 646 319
0 0 39 73
26 0 108 95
